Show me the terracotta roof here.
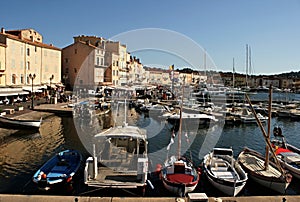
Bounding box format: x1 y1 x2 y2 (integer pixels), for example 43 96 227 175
0 32 60 51
0 43 6 47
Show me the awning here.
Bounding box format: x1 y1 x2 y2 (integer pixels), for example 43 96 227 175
56 83 65 87
47 84 57 89
22 86 45 92
0 90 29 97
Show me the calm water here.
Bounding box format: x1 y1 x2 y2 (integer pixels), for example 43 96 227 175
0 94 300 197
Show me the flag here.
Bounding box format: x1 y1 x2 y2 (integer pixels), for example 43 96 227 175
167 130 176 150
166 137 174 151
169 64 174 71
185 132 190 144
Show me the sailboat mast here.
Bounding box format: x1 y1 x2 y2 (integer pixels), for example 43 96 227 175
233 57 235 89
178 75 185 159
233 57 235 103
249 46 252 78
264 84 272 170
245 44 248 88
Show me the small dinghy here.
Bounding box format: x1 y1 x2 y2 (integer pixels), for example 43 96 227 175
33 149 82 190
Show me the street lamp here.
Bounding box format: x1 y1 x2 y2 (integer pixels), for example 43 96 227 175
29 73 36 109
49 74 54 95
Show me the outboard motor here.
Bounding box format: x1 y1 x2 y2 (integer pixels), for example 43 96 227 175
273 126 283 137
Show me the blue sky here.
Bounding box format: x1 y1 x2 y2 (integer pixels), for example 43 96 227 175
1 0 300 75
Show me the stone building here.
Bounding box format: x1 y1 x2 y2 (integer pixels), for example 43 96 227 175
0 28 61 100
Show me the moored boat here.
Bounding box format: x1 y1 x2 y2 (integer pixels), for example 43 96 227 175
0 115 42 130
271 126 300 180
237 147 292 194
160 76 200 197
203 148 248 196
32 149 82 190
161 156 200 197
238 88 292 194
84 100 149 193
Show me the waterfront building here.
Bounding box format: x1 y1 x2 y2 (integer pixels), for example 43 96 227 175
0 28 61 99
127 56 145 84
62 36 107 89
105 41 128 86
0 42 5 86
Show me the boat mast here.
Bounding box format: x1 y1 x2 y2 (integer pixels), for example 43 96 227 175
264 84 272 170
245 92 285 175
233 57 235 103
249 45 252 80
233 57 235 89
245 44 248 88
178 75 185 159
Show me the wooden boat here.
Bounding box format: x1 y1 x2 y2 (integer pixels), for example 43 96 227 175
160 76 200 196
0 115 42 130
237 89 292 194
84 100 149 192
238 147 291 194
161 156 200 196
203 148 248 196
271 126 300 180
32 149 82 190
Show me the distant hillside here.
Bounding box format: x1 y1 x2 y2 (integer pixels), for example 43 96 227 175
274 71 300 79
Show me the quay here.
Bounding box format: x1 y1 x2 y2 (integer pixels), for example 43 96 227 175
33 102 73 117
0 194 299 202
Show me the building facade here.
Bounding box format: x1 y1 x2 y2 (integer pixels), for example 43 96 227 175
0 28 61 99
62 36 108 90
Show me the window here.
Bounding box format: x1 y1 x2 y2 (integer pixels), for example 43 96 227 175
27 76 29 84
66 68 69 74
20 74 24 84
65 58 69 63
74 68 77 73
97 57 99 65
101 58 104 66
27 48 30 56
27 61 30 70
35 46 37 52
12 74 16 84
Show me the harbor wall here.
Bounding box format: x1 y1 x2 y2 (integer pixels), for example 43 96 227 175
0 195 300 202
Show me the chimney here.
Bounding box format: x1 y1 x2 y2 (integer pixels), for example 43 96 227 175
1 27 5 33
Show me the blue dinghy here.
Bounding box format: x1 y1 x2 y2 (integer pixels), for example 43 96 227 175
33 149 82 190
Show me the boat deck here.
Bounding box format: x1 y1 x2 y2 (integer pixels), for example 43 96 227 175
85 166 144 188
239 152 282 178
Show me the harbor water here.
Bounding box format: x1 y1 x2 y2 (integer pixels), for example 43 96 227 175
0 93 300 197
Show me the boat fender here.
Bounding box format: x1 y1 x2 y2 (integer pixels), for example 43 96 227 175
41 173 47 179
155 164 162 173
66 176 72 183
197 167 202 175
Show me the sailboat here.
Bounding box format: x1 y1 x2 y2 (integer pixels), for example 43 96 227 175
160 76 200 196
237 86 292 194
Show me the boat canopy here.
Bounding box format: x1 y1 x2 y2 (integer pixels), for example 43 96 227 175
213 148 233 156
94 125 147 140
